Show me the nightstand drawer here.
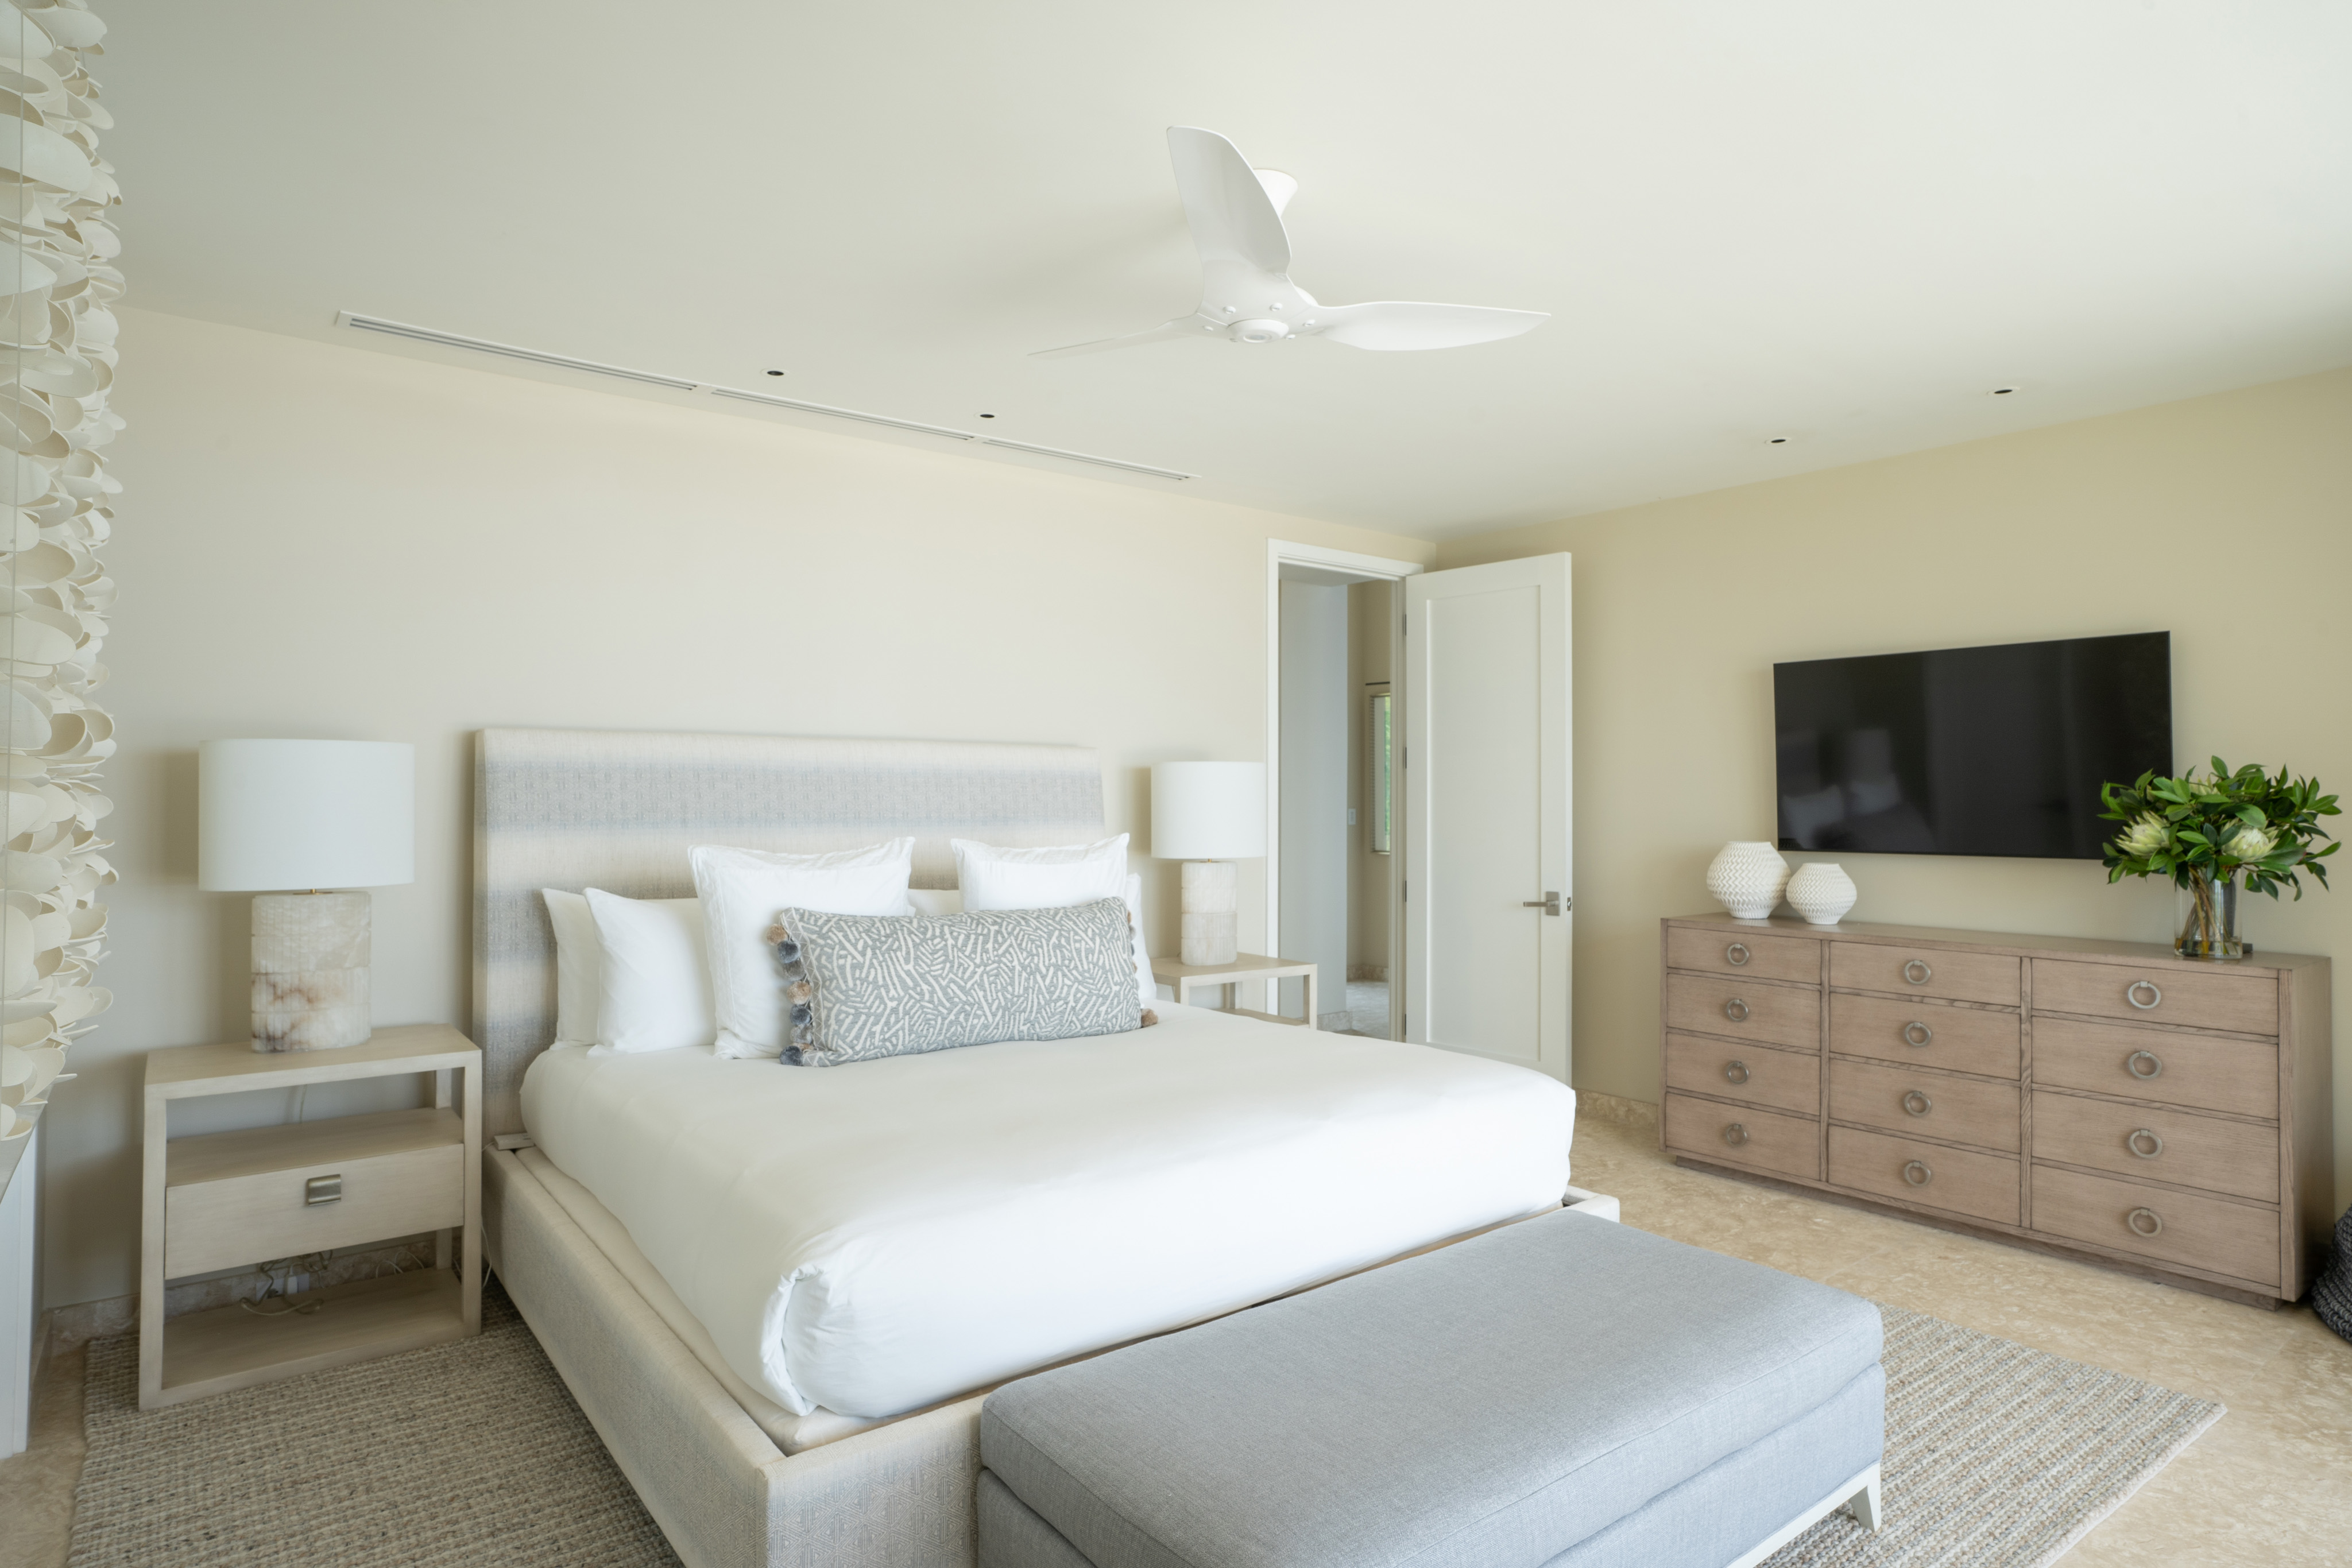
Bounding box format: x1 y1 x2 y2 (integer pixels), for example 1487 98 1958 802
1666 927 1820 985
164 1109 465 1278
1664 1032 1819 1117
1663 973 1819 1050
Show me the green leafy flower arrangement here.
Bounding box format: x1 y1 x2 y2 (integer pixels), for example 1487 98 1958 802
2100 758 2339 898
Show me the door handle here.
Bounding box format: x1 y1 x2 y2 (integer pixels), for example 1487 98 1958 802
1522 892 1565 916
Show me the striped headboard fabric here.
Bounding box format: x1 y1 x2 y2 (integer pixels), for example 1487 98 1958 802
471 727 1105 1131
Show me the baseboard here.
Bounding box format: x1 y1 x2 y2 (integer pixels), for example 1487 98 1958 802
1345 963 1387 982
1577 1091 1661 1129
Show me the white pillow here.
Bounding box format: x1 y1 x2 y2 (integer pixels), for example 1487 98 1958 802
542 889 601 1047
583 890 713 1053
691 839 915 1059
951 836 1155 1005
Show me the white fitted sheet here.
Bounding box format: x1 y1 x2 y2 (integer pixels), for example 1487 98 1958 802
520 1002 1576 1420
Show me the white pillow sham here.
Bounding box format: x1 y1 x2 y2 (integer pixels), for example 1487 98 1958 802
691 839 916 1059
950 837 1155 1005
583 889 713 1053
542 889 602 1047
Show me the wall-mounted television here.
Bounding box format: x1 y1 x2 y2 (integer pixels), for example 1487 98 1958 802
1774 632 2172 860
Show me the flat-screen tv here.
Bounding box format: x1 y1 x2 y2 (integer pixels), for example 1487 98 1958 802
1774 632 2171 860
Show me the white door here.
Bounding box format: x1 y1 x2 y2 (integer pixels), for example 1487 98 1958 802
1402 554 1571 1082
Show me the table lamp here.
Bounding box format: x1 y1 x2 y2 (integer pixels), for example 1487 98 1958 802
1150 761 1267 966
198 740 415 1052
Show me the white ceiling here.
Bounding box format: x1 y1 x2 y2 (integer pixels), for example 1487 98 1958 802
101 1 2352 541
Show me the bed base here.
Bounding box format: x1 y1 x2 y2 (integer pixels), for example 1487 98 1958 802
488 1148 1627 1568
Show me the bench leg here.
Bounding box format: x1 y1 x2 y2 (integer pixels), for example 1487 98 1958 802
1843 1467 1883 1532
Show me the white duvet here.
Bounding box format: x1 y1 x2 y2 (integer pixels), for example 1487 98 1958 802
521 1002 1575 1419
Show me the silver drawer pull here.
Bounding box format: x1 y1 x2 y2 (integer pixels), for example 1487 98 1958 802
2126 979 2162 1010
1903 959 1932 985
1723 997 1751 1023
304 1174 342 1207
2125 1050 2163 1081
1902 1159 1933 1187
1902 1090 1933 1117
1723 1122 1750 1147
1724 1060 1751 1085
2127 1128 2164 1159
2126 1206 2164 1237
1725 942 1751 967
1903 1021 1934 1048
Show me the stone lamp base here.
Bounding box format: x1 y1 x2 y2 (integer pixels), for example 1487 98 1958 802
250 891 373 1052
1178 860 1239 966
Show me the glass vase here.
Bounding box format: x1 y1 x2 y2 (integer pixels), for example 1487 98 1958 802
2177 868 2246 959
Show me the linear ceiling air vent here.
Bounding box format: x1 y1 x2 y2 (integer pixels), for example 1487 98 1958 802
706 384 974 443
335 311 1190 481
335 312 703 392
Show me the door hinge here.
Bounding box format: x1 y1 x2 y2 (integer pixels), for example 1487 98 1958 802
1402 880 1407 901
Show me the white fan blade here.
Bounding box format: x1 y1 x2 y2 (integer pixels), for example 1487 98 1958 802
1030 318 1202 359
1309 301 1547 351
1167 127 1290 274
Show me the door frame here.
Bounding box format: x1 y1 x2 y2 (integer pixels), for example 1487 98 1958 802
1264 540 1424 1027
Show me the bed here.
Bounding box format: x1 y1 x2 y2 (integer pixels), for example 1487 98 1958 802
473 727 1585 1568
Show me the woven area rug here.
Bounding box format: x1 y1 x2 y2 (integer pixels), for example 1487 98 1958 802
69 1287 2216 1568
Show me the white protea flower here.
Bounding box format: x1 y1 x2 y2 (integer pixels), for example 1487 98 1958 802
2229 823 2278 861
2117 814 2170 857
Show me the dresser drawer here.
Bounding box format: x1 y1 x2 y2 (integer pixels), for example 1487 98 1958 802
1831 1058 2019 1152
164 1121 465 1279
1665 1033 1819 1117
1666 926 1820 985
1830 943 2020 1005
2031 958 2277 1035
1829 1125 2020 1226
1828 992 2020 1080
1663 973 1819 1051
2030 1016 2278 1121
2031 1091 2278 1202
2030 1164 2278 1287
1664 1092 1818 1182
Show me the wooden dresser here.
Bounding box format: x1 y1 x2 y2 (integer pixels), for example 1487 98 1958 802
1659 913 2333 1306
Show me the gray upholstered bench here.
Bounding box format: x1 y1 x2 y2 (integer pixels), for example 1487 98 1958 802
978 1209 1883 1568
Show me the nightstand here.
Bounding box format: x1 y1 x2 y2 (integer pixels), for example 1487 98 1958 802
1150 953 1319 1028
140 1024 481 1410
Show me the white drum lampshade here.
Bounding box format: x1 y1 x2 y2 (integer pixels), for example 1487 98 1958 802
1150 761 1267 966
199 740 416 1052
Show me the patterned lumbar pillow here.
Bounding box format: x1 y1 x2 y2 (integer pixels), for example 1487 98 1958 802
767 898 1155 1066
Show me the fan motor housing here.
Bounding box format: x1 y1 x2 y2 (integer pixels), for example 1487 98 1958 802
1228 318 1291 344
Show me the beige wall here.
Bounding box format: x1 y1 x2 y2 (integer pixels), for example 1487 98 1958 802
47 308 1434 1309
1438 367 2352 1210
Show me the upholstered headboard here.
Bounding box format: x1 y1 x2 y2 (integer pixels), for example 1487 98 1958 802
471 727 1106 1132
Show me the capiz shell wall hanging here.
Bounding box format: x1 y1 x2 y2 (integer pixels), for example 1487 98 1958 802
1 0 119 1142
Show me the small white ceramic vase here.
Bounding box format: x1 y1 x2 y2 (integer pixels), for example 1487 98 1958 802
1705 842 1791 920
1786 862 1858 926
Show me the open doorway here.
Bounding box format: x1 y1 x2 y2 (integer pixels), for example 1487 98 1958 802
1268 543 1416 1038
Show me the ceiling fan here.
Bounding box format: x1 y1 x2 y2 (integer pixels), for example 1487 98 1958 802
1033 127 1548 359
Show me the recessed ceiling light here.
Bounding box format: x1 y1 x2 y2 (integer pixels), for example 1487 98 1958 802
1991 386 2016 395
765 369 784 377
1768 436 1789 445
979 413 996 419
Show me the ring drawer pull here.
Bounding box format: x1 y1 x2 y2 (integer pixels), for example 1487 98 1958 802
1724 1060 1751 1085
2125 1050 2164 1081
1725 942 1751 966
2126 979 2162 1010
1902 1160 1933 1187
2126 1206 2164 1237
1902 1090 1933 1117
1902 959 1932 985
2127 1128 2164 1159
1723 1122 1750 1147
1902 1021 1934 1048
1723 997 1751 1023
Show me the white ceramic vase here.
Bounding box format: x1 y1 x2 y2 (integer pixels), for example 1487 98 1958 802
1786 862 1858 926
1705 842 1791 920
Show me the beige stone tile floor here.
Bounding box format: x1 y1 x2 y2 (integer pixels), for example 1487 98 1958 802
1570 1113 2352 1566
1 1110 2345 1567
